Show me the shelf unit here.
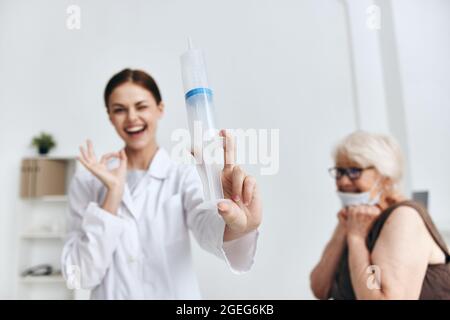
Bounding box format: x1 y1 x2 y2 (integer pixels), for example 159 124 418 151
28 196 68 202
14 156 84 300
20 232 66 239
19 274 66 284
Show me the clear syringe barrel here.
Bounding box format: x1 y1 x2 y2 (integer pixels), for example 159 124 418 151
180 42 224 204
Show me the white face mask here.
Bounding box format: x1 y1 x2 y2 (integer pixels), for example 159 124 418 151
337 180 381 207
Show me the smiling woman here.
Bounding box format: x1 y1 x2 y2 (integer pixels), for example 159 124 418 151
104 69 164 154
60 68 263 299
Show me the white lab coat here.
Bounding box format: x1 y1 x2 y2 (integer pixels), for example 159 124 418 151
61 148 258 299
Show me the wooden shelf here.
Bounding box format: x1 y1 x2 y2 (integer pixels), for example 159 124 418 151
15 156 77 299
22 156 77 161
20 232 65 239
19 275 65 284
23 195 68 202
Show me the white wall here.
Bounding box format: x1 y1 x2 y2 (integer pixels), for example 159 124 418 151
0 0 448 300
341 0 450 229
390 0 450 228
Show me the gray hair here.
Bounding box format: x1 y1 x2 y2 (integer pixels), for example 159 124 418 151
332 131 404 184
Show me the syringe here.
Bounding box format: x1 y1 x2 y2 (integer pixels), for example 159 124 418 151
180 38 225 207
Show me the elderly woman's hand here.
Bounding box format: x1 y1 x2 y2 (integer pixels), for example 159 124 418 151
346 205 382 239
337 208 349 233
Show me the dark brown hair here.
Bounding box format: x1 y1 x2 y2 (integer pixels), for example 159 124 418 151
104 68 162 108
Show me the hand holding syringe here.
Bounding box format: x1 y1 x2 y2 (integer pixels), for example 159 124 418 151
180 39 262 240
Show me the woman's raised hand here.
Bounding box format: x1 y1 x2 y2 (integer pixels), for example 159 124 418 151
77 140 127 193
218 130 262 240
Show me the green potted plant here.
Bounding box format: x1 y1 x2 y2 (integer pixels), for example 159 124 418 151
31 132 56 155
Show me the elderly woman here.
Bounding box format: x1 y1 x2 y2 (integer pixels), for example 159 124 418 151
310 131 450 300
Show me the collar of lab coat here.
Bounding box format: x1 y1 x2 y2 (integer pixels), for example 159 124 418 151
146 147 171 180
107 147 172 179
120 147 172 220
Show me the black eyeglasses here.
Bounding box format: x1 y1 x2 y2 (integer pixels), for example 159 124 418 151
328 166 374 180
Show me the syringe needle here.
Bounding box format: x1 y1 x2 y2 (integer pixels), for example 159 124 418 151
187 37 194 50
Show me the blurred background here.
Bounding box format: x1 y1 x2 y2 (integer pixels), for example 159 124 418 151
0 0 449 299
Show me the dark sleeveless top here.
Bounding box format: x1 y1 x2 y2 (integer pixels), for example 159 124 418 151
330 200 450 300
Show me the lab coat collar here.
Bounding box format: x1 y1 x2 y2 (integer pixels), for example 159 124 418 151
146 147 172 180
121 147 173 220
